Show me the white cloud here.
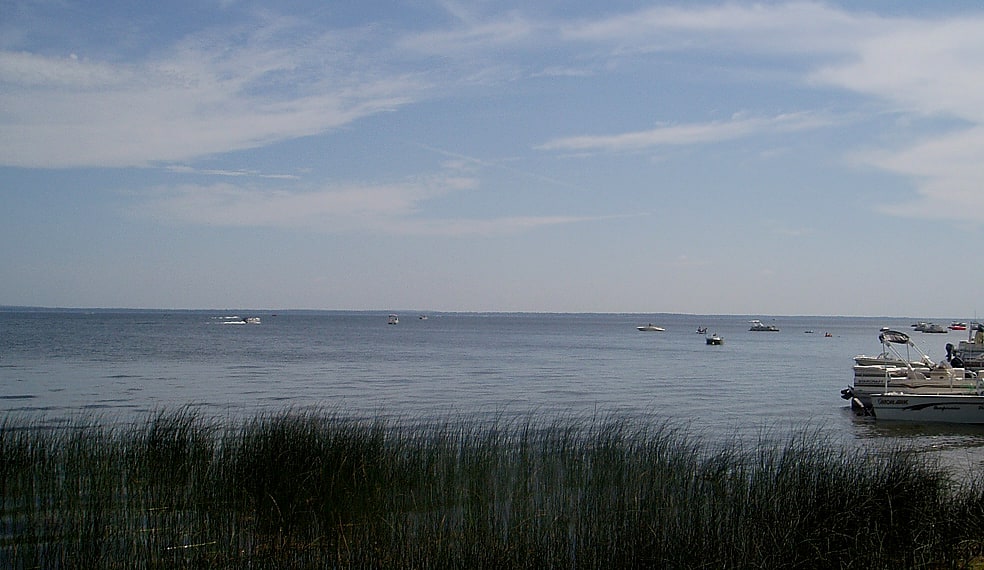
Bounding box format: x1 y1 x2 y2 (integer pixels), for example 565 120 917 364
139 173 475 230
537 112 834 153
561 2 871 55
0 20 427 168
557 3 984 222
810 18 984 121
396 11 540 56
134 170 625 236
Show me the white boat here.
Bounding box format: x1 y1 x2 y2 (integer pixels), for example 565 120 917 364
948 323 984 370
870 392 984 424
705 334 723 345
637 324 665 332
387 314 399 325
748 319 779 332
221 316 260 325
913 322 947 333
842 329 977 407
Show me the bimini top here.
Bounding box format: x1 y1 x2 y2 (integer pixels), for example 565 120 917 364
879 330 912 345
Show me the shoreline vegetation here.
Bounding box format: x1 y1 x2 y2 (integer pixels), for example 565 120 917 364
2 410 984 568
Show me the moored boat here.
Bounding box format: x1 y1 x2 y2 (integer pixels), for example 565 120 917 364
748 319 779 332
870 392 984 424
705 334 723 345
948 323 984 370
387 314 399 325
637 324 665 332
913 322 947 333
842 329 977 407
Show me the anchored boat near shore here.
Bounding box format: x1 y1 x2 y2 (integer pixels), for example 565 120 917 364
842 329 978 410
870 392 984 424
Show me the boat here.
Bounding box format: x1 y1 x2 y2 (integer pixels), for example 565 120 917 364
705 334 723 345
220 316 260 325
387 314 399 325
913 322 947 333
870 392 984 424
637 324 665 332
842 329 977 407
748 319 779 332
696 327 707 335
948 323 984 370
949 322 967 331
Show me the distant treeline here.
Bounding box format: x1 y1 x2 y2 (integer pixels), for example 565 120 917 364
2 409 983 568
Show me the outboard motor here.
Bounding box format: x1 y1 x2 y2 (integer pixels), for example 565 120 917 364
840 386 854 400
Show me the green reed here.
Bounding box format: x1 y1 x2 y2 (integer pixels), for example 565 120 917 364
1 409 983 568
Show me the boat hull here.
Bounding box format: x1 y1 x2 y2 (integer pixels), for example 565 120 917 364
871 393 984 424
847 365 977 405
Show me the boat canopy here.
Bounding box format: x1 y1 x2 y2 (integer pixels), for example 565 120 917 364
879 330 911 345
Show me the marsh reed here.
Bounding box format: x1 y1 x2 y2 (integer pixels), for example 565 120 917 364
2 409 983 568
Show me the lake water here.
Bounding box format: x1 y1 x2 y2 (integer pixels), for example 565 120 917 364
3 309 984 474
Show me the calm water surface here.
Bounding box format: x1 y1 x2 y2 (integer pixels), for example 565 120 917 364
2 310 984 474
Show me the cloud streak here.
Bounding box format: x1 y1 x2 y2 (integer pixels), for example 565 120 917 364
135 174 614 236
537 112 835 153
0 20 426 168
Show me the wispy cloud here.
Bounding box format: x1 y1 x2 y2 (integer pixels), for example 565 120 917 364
537 112 834 153
165 165 300 180
135 168 627 236
0 18 426 168
560 2 872 55
138 172 474 230
555 3 984 221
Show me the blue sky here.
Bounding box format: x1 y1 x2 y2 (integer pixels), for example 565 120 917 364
3 1 984 316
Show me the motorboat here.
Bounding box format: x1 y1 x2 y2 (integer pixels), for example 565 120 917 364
220 316 260 325
842 329 977 407
705 334 723 345
748 319 779 332
949 322 968 331
870 392 984 424
948 323 984 370
637 324 665 332
387 314 399 325
913 322 947 333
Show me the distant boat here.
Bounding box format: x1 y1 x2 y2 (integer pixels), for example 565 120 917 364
705 334 723 345
220 316 260 325
913 322 947 333
419 315 428 320
748 319 779 332
637 324 665 332
696 327 707 334
387 314 399 325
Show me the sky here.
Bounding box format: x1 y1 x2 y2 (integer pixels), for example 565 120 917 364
3 1 984 317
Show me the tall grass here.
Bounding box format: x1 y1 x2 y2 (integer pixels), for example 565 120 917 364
1 409 982 568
